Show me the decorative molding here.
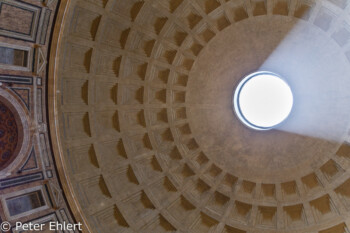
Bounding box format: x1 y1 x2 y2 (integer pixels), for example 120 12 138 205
0 172 43 189
34 46 47 75
0 74 33 85
19 148 38 172
0 88 31 178
0 42 34 72
10 87 30 111
0 0 41 42
0 185 50 220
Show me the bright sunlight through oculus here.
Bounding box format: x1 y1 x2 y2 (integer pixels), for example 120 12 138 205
233 71 293 130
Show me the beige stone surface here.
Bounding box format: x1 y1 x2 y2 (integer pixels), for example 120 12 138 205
49 0 350 232
187 17 350 182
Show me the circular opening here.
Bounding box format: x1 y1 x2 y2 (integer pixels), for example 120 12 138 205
233 71 293 130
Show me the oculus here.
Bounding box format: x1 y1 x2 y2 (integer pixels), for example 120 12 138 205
233 71 293 130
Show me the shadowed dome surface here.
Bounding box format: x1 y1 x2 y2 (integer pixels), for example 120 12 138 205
0 100 18 170
50 0 350 232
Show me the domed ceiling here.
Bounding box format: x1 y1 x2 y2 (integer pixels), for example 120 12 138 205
50 0 350 232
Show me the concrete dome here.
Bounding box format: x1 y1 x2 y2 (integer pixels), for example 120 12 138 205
48 0 350 232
